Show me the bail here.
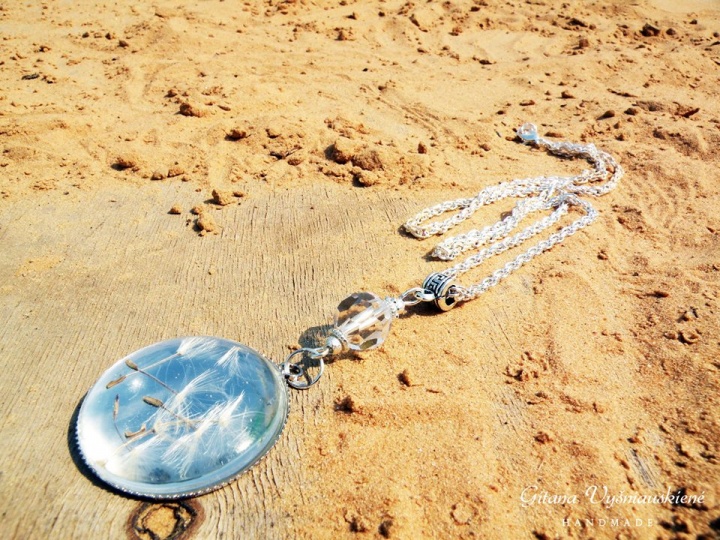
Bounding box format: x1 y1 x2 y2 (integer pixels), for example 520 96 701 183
422 272 459 311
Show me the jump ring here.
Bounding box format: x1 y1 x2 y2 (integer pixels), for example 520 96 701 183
281 348 325 390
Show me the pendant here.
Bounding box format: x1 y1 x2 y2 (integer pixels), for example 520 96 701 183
76 336 289 499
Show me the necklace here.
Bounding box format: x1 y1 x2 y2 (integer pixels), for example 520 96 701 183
75 123 623 498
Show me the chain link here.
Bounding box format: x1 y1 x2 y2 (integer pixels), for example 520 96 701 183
403 123 623 302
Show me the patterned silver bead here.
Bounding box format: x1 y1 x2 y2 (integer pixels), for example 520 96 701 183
422 272 458 311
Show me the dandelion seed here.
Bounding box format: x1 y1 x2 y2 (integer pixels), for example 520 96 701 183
125 363 178 395
143 396 164 408
125 359 139 370
145 395 199 432
124 424 147 438
113 394 123 441
106 375 126 389
124 354 180 394
132 351 181 374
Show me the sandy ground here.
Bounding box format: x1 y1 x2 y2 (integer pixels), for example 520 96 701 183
1 0 719 538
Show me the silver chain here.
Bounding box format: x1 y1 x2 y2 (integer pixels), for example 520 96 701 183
403 123 623 302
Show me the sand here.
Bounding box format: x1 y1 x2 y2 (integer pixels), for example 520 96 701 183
1 0 719 538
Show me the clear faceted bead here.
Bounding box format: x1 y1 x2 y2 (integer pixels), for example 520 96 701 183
334 292 395 351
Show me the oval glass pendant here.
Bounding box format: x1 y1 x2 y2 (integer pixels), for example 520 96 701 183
76 336 289 499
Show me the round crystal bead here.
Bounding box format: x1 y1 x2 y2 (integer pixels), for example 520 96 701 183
334 292 394 351
517 122 539 143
